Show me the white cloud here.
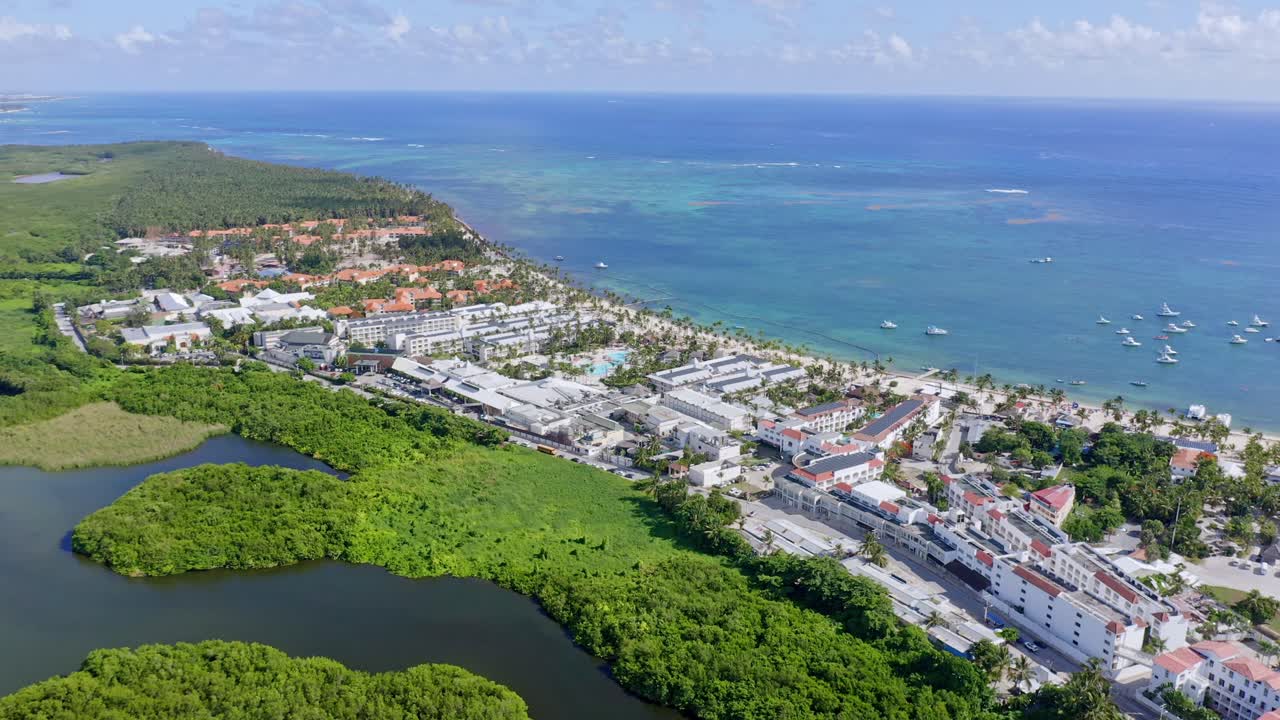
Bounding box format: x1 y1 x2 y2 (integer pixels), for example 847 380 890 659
115 25 155 54
887 32 911 61
0 15 71 42
386 13 410 42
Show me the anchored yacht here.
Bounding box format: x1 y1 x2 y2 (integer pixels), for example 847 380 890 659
925 326 949 336
1253 315 1270 328
1121 336 1142 347
880 321 897 329
1158 302 1181 317
1097 315 1112 325
1156 352 1179 364
1230 335 1249 345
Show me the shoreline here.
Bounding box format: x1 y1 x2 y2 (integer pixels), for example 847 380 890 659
452 214 1280 455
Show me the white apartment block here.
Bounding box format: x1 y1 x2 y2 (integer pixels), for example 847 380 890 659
851 395 942 449
1153 641 1280 720
660 388 751 432
648 354 804 393
756 417 811 458
348 311 462 346
675 422 743 462
789 451 884 491
793 399 865 434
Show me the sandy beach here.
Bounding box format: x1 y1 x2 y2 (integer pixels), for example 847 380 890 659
453 214 1278 459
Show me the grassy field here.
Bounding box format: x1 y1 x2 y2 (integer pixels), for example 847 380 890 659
0 402 225 470
1201 584 1280 633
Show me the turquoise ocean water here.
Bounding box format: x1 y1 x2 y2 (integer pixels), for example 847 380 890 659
3 93 1277 428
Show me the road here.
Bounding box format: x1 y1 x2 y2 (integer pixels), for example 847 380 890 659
50 303 86 352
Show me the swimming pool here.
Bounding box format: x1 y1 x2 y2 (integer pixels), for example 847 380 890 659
588 350 631 376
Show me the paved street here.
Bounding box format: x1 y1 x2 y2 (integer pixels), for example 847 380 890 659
1195 555 1280 594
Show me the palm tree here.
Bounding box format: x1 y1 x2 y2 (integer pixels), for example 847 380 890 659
858 532 889 568
1008 655 1033 694
1145 635 1166 655
923 610 946 630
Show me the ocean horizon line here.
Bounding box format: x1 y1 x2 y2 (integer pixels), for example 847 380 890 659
18 89 1280 108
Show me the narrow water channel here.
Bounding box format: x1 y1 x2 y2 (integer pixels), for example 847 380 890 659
0 435 678 719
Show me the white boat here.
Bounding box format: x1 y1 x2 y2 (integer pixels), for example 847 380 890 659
1158 302 1181 317
1069 379 1087 386
925 326 949 336
1096 316 1111 325
1130 380 1148 387
594 261 608 269
1181 320 1196 328
1253 315 1270 327
1115 327 1131 335
554 255 565 261
1162 345 1178 355
1030 257 1054 264
1230 334 1248 345
880 320 897 329
1228 320 1239 327
1165 323 1188 334
1121 336 1142 347
1245 327 1261 334
1156 353 1179 364
1132 314 1144 321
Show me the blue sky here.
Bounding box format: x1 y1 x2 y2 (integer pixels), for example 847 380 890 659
3 0 1279 99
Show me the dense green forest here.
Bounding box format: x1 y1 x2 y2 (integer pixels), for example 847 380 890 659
107 142 454 235
0 641 529 720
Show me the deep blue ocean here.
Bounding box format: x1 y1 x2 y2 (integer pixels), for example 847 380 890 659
3 93 1278 428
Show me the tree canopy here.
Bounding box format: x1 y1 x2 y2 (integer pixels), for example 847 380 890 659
0 641 529 720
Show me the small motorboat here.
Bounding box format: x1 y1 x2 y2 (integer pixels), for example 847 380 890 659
554 255 565 261
1162 345 1178 355
1130 380 1148 388
1181 320 1196 328
1230 334 1248 345
1252 315 1270 327
1122 336 1142 347
594 261 608 269
1158 302 1181 317
1030 257 1054 264
1228 320 1239 327
1245 327 1261 334
1156 353 1179 364
925 326 949 336
880 320 897 329
1069 379 1087 386
1165 323 1188 334
1154 335 1170 340
1097 316 1112 325
1132 314 1145 321
1116 327 1131 335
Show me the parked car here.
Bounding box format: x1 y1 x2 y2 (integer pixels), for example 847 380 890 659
1022 640 1041 653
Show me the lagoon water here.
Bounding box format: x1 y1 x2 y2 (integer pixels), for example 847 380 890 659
3 94 1278 427
0 435 676 720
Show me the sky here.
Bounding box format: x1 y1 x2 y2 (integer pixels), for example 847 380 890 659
2 0 1280 100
